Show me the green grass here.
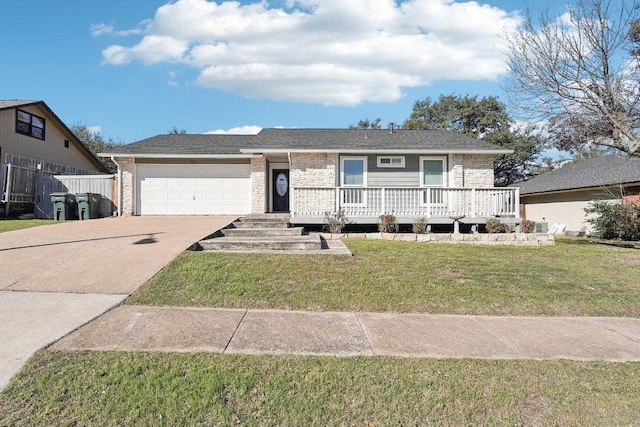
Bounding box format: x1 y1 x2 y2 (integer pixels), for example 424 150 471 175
1 350 638 426
0 219 54 233
129 237 640 317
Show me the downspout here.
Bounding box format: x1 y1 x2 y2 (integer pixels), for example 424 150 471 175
110 156 122 217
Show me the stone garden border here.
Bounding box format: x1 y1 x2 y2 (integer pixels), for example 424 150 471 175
320 232 555 247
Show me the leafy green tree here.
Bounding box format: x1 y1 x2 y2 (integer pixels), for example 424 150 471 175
348 118 382 129
403 95 547 186
168 126 188 134
70 124 118 173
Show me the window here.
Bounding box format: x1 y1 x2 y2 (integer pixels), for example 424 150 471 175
420 156 447 206
420 156 446 187
64 139 69 148
16 109 45 140
341 156 367 186
377 156 405 168
341 156 367 206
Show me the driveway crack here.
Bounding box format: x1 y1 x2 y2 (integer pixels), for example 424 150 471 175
354 313 375 356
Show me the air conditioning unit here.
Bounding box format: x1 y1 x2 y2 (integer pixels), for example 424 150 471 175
535 222 548 233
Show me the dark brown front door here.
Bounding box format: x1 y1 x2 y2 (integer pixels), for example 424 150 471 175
272 169 290 212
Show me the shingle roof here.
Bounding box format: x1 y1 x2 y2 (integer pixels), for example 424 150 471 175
106 134 258 155
103 128 512 156
516 155 640 195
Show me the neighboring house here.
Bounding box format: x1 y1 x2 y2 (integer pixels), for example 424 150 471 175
517 155 640 234
0 100 107 215
101 128 517 226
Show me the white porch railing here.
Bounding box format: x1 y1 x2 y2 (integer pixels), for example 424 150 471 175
290 187 520 219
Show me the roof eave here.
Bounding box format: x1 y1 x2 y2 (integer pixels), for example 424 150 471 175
98 153 261 159
240 148 513 154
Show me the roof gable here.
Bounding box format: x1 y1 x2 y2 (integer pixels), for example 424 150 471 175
0 100 107 172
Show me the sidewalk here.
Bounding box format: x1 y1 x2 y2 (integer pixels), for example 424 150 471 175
52 305 640 362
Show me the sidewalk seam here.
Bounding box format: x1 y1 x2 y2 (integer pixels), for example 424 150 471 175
354 313 375 356
222 309 248 353
469 316 523 357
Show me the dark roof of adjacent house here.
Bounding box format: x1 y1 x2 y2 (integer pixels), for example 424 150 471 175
103 128 512 156
516 155 640 195
0 100 41 110
0 100 107 172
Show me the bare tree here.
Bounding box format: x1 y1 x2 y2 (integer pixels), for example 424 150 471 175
504 0 640 156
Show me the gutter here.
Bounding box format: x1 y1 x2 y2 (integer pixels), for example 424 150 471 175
240 148 513 155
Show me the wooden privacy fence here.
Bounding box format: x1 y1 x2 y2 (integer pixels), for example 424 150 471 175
35 174 117 219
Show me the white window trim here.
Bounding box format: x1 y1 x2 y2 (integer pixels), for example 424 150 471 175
340 156 367 187
377 155 405 168
419 156 447 187
420 156 448 207
340 156 367 207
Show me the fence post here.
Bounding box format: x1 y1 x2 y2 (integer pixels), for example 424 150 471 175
3 163 12 217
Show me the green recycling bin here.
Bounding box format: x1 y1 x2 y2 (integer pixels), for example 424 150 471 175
76 193 101 220
51 192 77 221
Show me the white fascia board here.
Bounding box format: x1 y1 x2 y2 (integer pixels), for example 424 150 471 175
240 148 513 155
98 153 261 159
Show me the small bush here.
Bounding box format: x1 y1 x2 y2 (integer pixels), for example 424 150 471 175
520 219 536 233
323 210 349 234
585 201 640 241
412 217 429 234
485 218 505 233
378 214 398 233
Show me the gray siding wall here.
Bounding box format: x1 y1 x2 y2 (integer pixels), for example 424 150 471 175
340 154 429 187
367 154 421 187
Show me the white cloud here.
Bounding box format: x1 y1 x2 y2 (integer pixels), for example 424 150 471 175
205 125 262 134
87 126 102 135
99 0 521 105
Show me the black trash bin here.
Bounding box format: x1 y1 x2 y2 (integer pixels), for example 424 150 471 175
51 192 77 221
76 193 101 220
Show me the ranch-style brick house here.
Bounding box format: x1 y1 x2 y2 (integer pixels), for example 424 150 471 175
101 128 518 226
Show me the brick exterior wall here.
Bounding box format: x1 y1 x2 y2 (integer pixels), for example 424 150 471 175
118 157 135 216
623 185 640 205
450 154 495 187
290 153 338 214
251 156 267 214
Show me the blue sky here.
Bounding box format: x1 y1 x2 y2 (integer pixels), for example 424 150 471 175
0 0 567 144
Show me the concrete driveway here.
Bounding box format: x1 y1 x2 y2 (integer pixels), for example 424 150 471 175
0 215 233 391
0 216 234 294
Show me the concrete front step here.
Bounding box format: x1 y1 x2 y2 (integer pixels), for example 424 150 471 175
221 227 304 237
240 214 291 222
232 220 290 229
199 235 321 251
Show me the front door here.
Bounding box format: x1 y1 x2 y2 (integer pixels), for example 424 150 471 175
272 169 290 212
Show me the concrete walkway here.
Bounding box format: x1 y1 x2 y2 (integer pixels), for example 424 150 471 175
0 216 234 391
53 305 640 362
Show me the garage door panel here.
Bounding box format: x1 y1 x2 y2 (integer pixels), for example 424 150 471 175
138 164 251 215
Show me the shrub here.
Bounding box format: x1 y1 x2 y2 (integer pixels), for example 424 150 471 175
485 218 505 233
412 217 429 234
584 201 640 241
323 210 349 234
378 214 398 233
520 219 536 233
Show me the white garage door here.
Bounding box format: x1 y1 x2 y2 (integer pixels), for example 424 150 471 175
137 163 251 215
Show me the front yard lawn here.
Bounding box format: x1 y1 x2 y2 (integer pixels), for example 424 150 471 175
0 219 53 233
129 237 640 317
1 350 638 426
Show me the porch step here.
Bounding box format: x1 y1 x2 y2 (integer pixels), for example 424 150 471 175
240 214 291 221
199 235 321 251
233 220 290 229
221 227 304 237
